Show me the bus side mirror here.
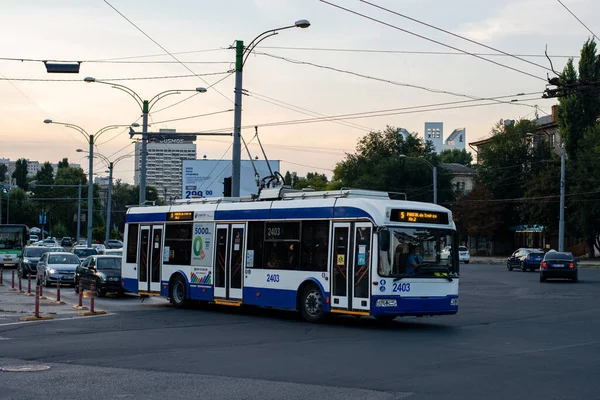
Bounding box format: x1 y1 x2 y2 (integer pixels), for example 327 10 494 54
379 230 390 252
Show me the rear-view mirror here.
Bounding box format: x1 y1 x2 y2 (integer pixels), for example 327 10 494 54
379 229 390 252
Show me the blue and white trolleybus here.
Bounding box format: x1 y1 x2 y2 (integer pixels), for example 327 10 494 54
121 188 459 322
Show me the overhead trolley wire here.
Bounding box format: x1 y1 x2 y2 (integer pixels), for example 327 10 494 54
319 0 547 82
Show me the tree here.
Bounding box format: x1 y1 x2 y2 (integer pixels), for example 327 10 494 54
5 188 38 227
287 172 329 191
331 126 454 205
0 164 7 183
12 159 28 190
454 181 503 255
557 39 600 162
57 158 69 169
555 39 600 256
438 149 473 166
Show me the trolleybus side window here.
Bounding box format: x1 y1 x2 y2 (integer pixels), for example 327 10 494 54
300 221 329 272
264 222 300 270
246 222 264 268
164 223 192 265
126 224 139 264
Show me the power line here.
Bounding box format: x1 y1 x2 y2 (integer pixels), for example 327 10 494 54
280 160 334 172
91 48 228 61
254 51 545 111
0 71 230 82
247 90 375 132
556 0 599 41
151 109 233 125
359 0 552 73
258 46 579 58
319 0 547 82
0 56 231 65
103 0 232 103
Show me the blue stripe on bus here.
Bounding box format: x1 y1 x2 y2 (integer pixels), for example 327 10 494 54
243 287 297 309
189 284 214 301
121 277 138 294
125 206 373 224
370 295 458 316
125 212 166 223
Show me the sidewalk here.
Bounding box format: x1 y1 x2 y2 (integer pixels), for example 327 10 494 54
0 271 98 323
469 256 600 267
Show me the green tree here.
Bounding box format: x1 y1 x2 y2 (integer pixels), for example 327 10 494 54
5 188 38 227
331 126 454 205
557 39 600 162
291 172 329 191
438 149 473 166
0 164 7 183
57 158 69 169
12 159 29 190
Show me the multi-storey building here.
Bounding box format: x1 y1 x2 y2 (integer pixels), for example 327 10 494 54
134 129 197 201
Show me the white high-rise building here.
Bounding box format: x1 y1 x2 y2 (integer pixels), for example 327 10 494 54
445 128 466 151
424 122 444 153
134 129 197 201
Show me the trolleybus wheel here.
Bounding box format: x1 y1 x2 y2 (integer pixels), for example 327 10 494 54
300 284 324 323
170 275 188 308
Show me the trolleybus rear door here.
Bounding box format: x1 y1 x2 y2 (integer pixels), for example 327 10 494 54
138 226 151 292
352 223 372 312
214 224 245 301
149 225 164 292
214 224 229 299
331 223 351 309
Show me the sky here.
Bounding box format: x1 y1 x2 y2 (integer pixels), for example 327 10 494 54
1 0 598 185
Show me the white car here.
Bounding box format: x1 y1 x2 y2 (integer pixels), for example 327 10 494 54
440 246 471 264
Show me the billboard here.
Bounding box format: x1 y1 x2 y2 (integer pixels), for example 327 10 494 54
182 159 281 199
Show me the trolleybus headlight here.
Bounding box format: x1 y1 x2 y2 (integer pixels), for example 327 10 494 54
376 299 397 307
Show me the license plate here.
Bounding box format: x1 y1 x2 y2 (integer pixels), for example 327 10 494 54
554 264 564 268
4 258 12 262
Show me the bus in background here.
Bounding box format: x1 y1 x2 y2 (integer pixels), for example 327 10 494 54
121 188 459 322
0 224 30 267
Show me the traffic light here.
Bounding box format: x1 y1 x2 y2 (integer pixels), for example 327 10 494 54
223 176 232 197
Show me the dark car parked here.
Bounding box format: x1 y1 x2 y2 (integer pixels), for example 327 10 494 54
507 248 545 272
540 251 578 282
17 246 63 278
106 240 123 249
61 237 73 247
75 255 123 297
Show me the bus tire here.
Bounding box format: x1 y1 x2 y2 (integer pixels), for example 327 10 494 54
170 275 188 308
300 284 324 323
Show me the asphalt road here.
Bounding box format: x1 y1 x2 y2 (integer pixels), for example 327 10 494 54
1 264 599 400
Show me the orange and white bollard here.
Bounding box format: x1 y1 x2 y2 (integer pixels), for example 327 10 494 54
78 280 83 307
0 266 3 285
27 273 32 295
90 281 96 313
18 272 23 292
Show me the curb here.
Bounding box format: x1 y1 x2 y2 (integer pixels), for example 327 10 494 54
18 315 55 322
72 305 89 310
76 311 107 317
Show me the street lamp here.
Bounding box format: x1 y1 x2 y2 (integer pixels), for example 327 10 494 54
83 77 207 204
77 149 132 247
399 155 437 204
231 19 310 197
43 119 139 247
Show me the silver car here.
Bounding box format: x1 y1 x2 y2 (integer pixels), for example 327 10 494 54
36 252 80 287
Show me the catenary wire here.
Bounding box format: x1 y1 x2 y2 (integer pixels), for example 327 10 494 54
318 0 547 82
359 0 553 73
556 0 599 41
103 0 233 103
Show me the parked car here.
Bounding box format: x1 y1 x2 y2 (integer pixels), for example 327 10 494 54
36 252 80 287
91 244 106 254
29 234 39 243
17 246 63 278
106 239 123 249
507 248 545 271
104 248 123 257
440 246 471 264
61 237 73 247
75 255 123 297
71 246 98 262
540 251 578 282
40 238 60 247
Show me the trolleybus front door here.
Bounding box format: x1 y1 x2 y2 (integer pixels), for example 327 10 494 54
138 225 164 293
214 224 244 301
330 222 372 313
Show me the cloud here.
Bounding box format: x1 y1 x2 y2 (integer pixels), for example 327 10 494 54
458 0 591 41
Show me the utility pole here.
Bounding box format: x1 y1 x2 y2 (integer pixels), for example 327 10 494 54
140 101 149 205
105 163 114 248
232 40 244 198
77 185 82 244
558 144 566 251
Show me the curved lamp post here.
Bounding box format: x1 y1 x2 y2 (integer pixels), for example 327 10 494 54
83 77 207 205
231 19 310 197
400 155 437 204
77 149 132 247
43 119 139 247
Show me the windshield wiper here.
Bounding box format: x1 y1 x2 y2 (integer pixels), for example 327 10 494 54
393 272 454 282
